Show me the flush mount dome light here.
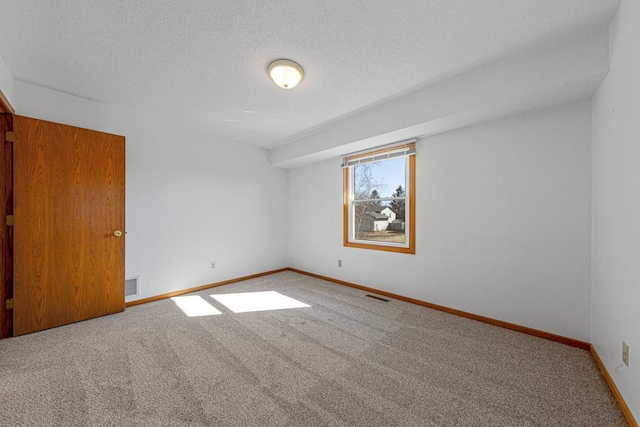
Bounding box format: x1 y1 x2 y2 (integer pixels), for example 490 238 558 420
268 59 304 89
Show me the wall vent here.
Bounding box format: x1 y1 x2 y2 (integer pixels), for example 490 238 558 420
125 276 140 298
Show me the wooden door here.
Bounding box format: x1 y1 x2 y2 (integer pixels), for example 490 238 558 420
13 116 125 336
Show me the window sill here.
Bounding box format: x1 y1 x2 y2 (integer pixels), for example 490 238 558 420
344 241 415 254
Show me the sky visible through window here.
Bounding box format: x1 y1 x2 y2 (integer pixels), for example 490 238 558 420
355 156 405 198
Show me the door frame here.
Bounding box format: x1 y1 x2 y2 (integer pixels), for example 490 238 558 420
0 89 14 339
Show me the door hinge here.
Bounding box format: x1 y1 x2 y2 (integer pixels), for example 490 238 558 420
5 298 13 310
5 131 13 142
5 215 14 226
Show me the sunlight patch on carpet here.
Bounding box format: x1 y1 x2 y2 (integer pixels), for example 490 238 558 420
171 295 223 317
210 291 310 313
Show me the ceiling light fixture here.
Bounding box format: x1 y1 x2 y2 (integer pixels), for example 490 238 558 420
267 59 304 89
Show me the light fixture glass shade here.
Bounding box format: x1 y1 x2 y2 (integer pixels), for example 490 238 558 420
268 59 304 89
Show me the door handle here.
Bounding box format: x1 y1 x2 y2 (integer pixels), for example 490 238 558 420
113 230 123 237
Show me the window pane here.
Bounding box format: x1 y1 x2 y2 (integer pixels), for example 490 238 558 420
353 156 406 200
353 200 406 244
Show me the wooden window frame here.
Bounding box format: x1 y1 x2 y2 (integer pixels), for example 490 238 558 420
343 143 415 254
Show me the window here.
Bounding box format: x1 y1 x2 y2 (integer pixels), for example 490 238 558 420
343 142 415 254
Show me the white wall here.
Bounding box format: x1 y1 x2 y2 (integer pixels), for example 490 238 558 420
0 54 13 108
14 80 289 300
290 101 592 341
591 0 640 419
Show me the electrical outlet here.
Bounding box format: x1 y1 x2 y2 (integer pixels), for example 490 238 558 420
338 259 342 267
622 341 629 367
211 261 216 269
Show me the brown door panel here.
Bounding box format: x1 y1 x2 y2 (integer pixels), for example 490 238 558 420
13 116 125 336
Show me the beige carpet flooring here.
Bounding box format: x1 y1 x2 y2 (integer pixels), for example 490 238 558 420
0 271 627 426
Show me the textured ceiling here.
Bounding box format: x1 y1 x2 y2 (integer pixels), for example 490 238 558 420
0 0 621 148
